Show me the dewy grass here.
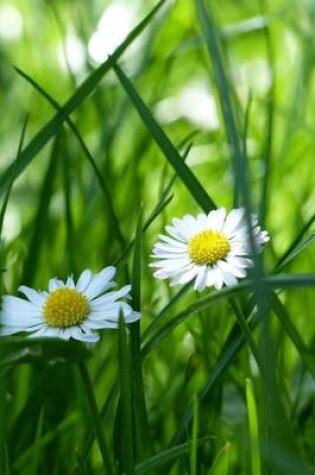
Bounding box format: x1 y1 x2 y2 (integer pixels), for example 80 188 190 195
0 0 314 473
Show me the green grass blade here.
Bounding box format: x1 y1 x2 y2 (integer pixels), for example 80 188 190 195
195 0 244 202
258 0 275 226
141 274 315 360
0 117 28 239
30 407 45 475
276 231 315 271
13 414 78 472
118 314 135 474
189 395 199 475
271 294 315 377
21 135 60 286
130 208 151 461
113 62 216 213
134 436 213 475
62 144 76 273
275 211 315 271
246 379 261 475
0 0 167 196
208 442 232 475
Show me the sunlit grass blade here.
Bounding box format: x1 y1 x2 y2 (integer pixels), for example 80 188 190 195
246 379 261 475
134 436 213 475
118 314 135 475
258 0 275 226
276 230 315 271
0 117 28 239
113 62 216 213
0 0 168 196
14 67 126 250
195 0 244 202
208 442 232 475
275 211 315 271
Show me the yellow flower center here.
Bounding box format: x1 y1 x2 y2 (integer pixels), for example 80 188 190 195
188 230 230 265
43 288 89 328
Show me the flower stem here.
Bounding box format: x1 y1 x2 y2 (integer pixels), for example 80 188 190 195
78 361 113 475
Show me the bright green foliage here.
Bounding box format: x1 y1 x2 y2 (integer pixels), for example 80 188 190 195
0 0 315 473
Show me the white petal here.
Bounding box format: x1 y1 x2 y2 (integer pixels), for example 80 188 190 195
84 267 116 299
49 278 65 292
76 269 93 292
66 276 75 289
196 213 209 230
170 267 198 285
207 208 227 231
1 296 43 321
194 266 208 291
68 327 99 342
217 259 247 279
223 208 245 236
90 285 131 307
18 286 46 306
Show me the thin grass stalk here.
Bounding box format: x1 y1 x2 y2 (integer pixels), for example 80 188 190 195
78 362 113 475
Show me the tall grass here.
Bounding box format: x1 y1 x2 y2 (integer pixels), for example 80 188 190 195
0 0 314 473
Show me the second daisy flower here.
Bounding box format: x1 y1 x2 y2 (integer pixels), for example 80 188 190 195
151 208 269 292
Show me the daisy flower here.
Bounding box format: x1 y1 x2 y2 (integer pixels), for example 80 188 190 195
151 207 270 292
0 267 140 343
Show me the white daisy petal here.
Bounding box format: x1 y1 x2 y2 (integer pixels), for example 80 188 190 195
194 266 208 291
208 208 227 231
84 267 116 299
18 286 46 306
76 269 93 292
48 278 65 292
90 285 131 307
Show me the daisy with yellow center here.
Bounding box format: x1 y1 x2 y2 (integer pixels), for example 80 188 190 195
0 267 140 342
151 208 270 291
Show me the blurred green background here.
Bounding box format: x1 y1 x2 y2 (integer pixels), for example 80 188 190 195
0 0 315 473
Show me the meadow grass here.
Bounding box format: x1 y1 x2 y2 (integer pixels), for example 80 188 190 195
0 0 315 473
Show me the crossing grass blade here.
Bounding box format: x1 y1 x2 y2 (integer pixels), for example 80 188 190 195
0 0 168 196
14 67 126 250
140 273 315 360
134 436 213 475
275 211 315 271
276 231 315 271
112 62 216 213
271 293 315 377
